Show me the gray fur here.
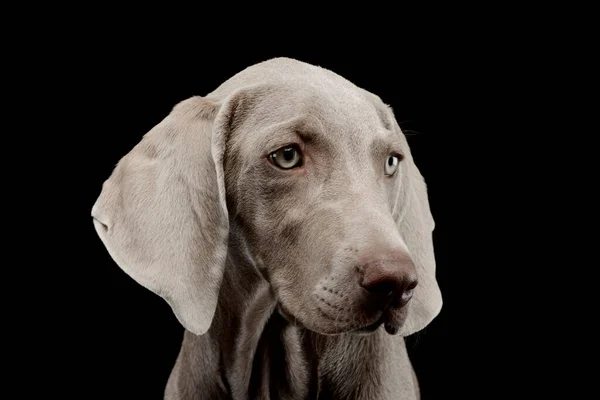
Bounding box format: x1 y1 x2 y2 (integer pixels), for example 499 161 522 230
92 57 442 399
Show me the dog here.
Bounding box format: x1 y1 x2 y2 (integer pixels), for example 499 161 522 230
92 57 442 399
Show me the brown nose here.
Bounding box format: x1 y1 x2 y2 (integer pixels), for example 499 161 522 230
360 257 418 308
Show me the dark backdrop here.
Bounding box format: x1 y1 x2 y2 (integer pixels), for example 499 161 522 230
80 47 454 399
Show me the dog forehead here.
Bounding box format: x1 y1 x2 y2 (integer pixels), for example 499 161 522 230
209 57 390 131
211 58 397 154
247 83 390 145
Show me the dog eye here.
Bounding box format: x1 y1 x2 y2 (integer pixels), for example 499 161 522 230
269 145 303 169
384 154 401 176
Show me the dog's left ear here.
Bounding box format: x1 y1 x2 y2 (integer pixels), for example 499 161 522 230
393 127 443 336
91 95 241 335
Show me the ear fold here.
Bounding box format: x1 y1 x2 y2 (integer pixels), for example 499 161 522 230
395 136 443 337
91 96 231 336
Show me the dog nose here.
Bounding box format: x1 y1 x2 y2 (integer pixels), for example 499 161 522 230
360 258 418 308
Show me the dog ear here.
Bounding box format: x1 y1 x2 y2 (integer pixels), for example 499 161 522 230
92 96 237 335
394 128 443 337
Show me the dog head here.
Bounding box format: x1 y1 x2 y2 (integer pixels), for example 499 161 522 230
92 57 442 337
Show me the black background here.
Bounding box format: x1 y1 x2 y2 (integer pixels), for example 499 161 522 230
75 41 463 399
20 8 581 399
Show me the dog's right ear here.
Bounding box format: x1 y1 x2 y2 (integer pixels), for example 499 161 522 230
92 96 234 336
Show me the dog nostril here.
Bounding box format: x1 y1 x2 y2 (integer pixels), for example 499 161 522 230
396 279 417 306
362 280 397 295
361 271 416 294
406 279 418 291
360 260 418 308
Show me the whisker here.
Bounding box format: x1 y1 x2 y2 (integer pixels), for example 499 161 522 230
402 129 420 136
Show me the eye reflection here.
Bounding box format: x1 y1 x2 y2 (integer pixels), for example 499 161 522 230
269 145 303 169
385 154 400 176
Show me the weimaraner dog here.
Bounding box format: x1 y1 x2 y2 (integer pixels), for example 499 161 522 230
92 57 442 399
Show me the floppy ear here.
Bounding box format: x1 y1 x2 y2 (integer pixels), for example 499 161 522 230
91 96 234 336
395 134 443 337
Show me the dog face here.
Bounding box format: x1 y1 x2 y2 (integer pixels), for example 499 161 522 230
224 83 417 335
92 58 442 337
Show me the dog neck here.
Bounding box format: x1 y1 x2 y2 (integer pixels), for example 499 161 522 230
195 236 418 399
210 239 317 398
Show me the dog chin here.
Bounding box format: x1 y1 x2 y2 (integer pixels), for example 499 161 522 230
353 319 386 335
276 303 406 336
316 317 402 337
354 308 408 336
353 316 402 336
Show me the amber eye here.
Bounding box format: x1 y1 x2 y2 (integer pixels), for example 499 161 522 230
269 145 303 169
384 154 401 176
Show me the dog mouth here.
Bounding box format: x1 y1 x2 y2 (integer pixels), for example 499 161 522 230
277 300 405 336
354 307 404 335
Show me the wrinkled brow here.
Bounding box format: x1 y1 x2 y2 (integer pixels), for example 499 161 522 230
256 115 333 153
370 134 405 159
